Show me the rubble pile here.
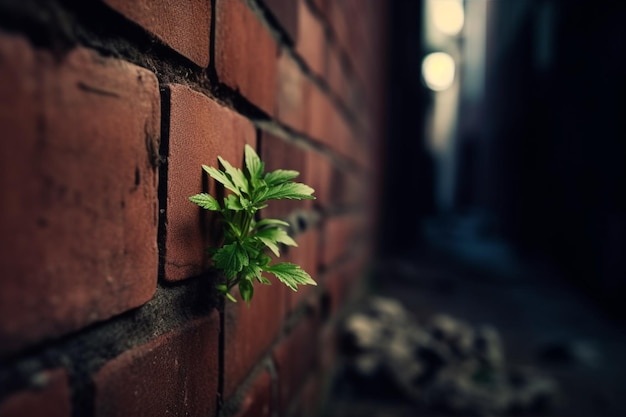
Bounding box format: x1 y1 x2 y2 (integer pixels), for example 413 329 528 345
339 297 559 416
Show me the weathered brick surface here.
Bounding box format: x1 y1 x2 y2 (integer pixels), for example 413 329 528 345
103 0 211 67
260 131 312 219
321 214 362 268
275 49 308 132
224 282 287 399
287 372 323 417
232 368 273 417
328 2 350 66
215 0 278 115
296 0 327 77
305 84 357 164
324 255 368 316
0 369 71 417
262 0 298 44
0 0 384 413
305 149 333 209
329 169 367 208
273 307 321 414
93 314 220 417
164 84 255 281
285 228 321 311
325 44 348 105
0 34 159 354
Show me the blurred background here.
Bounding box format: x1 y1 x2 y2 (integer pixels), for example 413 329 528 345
329 0 626 416
379 0 625 315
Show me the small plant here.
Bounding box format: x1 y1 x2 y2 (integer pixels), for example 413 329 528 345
189 144 317 304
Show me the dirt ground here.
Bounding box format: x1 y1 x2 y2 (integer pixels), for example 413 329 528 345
322 221 626 417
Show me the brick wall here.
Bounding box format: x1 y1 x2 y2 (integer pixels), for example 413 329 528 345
0 1 386 416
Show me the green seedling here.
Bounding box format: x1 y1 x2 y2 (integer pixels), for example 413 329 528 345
189 144 317 304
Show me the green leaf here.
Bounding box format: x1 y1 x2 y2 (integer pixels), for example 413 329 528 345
264 262 317 291
203 164 240 196
244 144 265 181
254 228 297 247
240 240 263 261
258 255 272 268
265 169 300 186
254 218 290 229
241 263 263 283
256 236 281 257
189 193 221 211
213 242 248 277
216 284 228 293
274 229 298 247
225 292 238 303
263 182 315 201
258 275 271 285
218 156 249 195
238 279 254 304
224 194 245 211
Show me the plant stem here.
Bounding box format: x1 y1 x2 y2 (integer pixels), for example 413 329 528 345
240 210 253 240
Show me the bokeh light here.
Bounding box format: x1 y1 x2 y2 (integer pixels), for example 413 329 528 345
431 0 465 36
422 52 456 91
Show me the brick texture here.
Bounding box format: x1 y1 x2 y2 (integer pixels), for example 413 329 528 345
224 283 287 399
321 214 361 268
164 84 255 281
296 0 327 77
285 228 321 312
305 149 333 209
93 314 220 417
215 0 278 114
262 0 298 44
0 0 385 414
232 368 273 417
103 0 211 67
260 131 312 219
273 307 321 414
324 255 369 316
287 373 323 417
0 369 71 417
275 48 309 132
0 34 159 354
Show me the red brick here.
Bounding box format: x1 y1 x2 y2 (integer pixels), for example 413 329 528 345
224 282 287 399
164 84 255 281
305 79 329 143
0 34 159 354
262 0 298 44
273 308 321 414
0 369 71 417
318 322 338 373
324 255 369 316
305 150 332 209
275 48 308 133
287 373 323 417
232 369 273 417
285 228 321 312
320 214 363 268
325 44 347 103
305 85 357 164
309 0 329 18
94 314 220 417
328 169 367 208
215 0 278 115
344 0 375 86
328 1 350 64
103 0 211 67
260 131 312 219
296 0 327 77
